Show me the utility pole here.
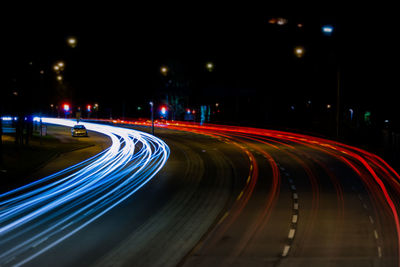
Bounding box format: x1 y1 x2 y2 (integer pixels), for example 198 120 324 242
150 101 154 135
336 65 341 138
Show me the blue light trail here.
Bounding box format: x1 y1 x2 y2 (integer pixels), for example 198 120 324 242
0 118 170 266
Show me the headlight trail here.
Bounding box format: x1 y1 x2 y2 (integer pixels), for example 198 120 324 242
0 118 170 266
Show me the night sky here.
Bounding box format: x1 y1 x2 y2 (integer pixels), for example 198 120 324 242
2 6 399 128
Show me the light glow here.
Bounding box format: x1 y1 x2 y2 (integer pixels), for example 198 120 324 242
0 118 169 266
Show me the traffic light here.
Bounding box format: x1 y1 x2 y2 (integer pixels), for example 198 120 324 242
160 106 167 115
63 103 70 112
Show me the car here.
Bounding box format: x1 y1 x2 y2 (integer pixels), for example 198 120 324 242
71 124 88 137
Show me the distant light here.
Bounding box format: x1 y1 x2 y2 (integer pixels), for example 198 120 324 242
322 25 334 36
40 70 45 75
58 62 64 67
297 23 303 28
54 65 60 71
161 106 167 115
268 18 277 24
206 62 214 72
137 106 142 111
50 104 54 108
327 104 332 109
385 120 390 123
290 105 295 110
160 66 168 75
67 37 77 48
63 104 70 112
294 46 305 58
276 17 288 26
13 91 18 96
57 75 63 81
215 103 219 107
349 109 354 120
87 105 92 112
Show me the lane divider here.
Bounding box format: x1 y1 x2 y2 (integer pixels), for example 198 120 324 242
281 168 299 257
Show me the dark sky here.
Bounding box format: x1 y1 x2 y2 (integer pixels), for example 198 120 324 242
3 6 399 123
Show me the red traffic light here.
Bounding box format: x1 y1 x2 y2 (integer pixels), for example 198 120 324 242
63 103 70 112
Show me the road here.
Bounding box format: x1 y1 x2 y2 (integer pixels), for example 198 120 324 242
1 119 400 266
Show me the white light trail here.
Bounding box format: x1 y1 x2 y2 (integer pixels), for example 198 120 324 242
0 118 170 266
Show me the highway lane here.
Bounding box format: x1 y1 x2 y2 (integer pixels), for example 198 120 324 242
1 124 251 267
108 120 400 266
168 124 399 267
0 119 170 266
2 119 400 266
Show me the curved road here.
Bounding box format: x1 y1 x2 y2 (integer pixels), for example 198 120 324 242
1 119 399 266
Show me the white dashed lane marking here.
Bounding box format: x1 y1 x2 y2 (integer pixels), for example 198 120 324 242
282 245 290 257
288 229 296 239
281 167 299 258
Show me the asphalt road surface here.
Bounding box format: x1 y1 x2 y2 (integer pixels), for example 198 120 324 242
1 121 399 267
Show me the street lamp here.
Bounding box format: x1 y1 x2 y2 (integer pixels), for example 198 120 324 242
322 25 334 36
67 37 77 48
206 62 214 72
149 101 154 135
53 61 65 72
294 46 305 58
160 66 168 76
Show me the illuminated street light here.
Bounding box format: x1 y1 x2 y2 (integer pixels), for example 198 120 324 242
276 17 288 26
56 75 63 81
206 62 214 72
67 37 77 48
322 25 334 36
53 61 65 72
160 66 168 76
268 17 288 26
294 46 305 58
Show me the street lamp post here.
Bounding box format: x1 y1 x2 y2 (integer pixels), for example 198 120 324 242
321 24 340 137
336 67 340 138
150 101 154 135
